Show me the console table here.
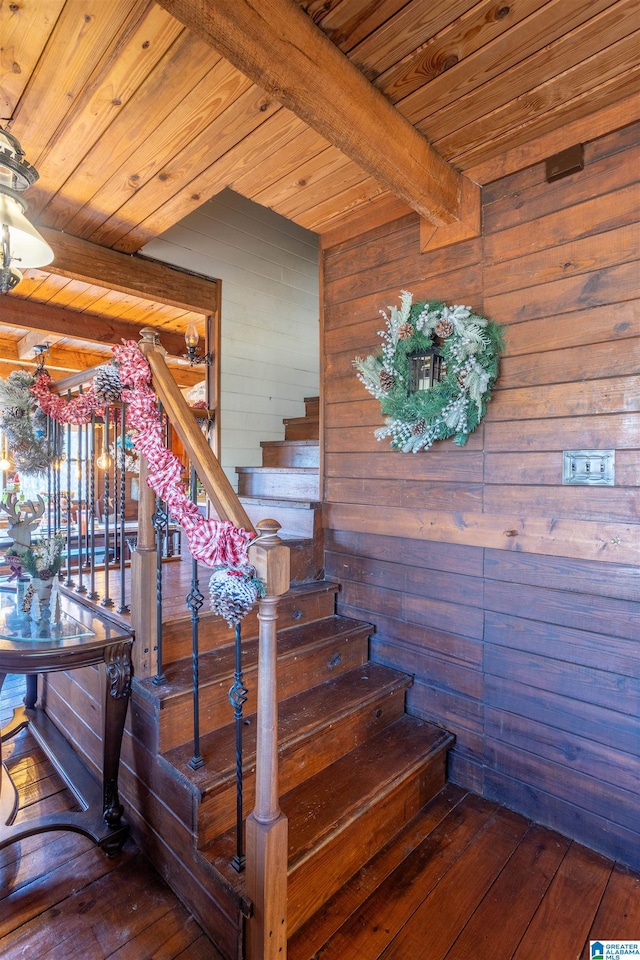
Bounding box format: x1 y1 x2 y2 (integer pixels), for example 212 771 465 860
0 585 132 857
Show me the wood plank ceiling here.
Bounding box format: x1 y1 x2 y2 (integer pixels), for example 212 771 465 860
0 0 638 380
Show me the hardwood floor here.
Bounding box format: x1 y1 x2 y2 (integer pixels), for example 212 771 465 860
2 639 639 959
289 782 640 960
0 673 223 960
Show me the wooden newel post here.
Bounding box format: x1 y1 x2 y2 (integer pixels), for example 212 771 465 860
130 455 158 678
246 519 291 960
130 328 163 678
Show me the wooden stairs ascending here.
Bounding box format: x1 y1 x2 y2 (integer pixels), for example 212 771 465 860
129 397 454 959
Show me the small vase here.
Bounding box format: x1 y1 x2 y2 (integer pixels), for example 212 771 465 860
31 577 54 604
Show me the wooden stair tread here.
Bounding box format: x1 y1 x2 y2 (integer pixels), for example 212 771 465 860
236 467 318 475
152 579 338 634
283 715 454 866
239 496 321 509
137 615 373 705
260 440 318 448
161 662 412 791
199 716 453 921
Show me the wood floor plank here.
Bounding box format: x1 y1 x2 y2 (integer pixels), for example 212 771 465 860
313 793 498 960
0 841 137 944
444 822 571 960
379 807 530 959
174 934 225 959
0 831 94 902
580 863 640 958
107 904 206 959
288 784 467 960
512 842 613 960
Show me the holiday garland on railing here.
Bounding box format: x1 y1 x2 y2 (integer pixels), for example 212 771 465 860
354 291 505 453
31 343 261 623
0 370 61 474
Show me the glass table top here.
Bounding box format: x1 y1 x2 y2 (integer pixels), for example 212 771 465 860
0 583 95 642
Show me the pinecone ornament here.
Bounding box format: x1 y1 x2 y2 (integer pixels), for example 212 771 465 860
397 322 413 340
411 418 426 435
94 364 123 405
209 566 262 626
434 319 454 338
379 370 396 392
457 370 468 389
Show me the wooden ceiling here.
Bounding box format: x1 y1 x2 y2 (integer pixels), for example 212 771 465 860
0 0 638 379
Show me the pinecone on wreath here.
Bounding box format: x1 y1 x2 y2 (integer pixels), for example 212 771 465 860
411 419 426 435
379 370 396 392
397 322 413 340
434 319 454 338
94 365 123 405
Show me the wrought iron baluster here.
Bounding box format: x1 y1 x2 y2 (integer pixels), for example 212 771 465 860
64 393 74 587
187 464 205 769
53 420 61 533
75 392 87 594
46 414 53 538
88 414 99 600
117 402 129 614
101 408 114 608
152 492 168 685
229 621 247 872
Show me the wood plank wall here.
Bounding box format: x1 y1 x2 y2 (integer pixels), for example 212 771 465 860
321 120 640 870
141 188 320 488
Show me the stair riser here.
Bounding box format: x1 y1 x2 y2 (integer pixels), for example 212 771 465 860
284 419 319 441
261 443 319 468
304 398 319 419
237 472 319 501
158 629 370 752
241 500 321 539
161 584 337 664
197 686 408 843
287 755 448 935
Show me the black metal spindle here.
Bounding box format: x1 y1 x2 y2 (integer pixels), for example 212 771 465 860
117 403 129 614
187 464 205 769
75 395 87 594
152 491 168 685
64 394 74 587
46 414 53 538
53 420 61 533
229 621 248 872
88 414 99 600
101 409 114 608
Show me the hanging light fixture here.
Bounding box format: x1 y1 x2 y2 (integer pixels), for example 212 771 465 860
184 322 213 365
0 125 54 294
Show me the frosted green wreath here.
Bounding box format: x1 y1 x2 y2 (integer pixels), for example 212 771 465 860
354 291 504 453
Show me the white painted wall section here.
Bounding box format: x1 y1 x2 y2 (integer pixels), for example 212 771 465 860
141 189 319 487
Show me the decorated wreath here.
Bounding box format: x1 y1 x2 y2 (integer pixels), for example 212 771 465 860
354 291 504 453
0 370 61 474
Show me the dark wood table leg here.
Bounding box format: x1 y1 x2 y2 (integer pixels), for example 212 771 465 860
102 640 132 831
25 674 37 709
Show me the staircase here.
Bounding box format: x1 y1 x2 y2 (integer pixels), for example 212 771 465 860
235 396 323 583
129 397 454 959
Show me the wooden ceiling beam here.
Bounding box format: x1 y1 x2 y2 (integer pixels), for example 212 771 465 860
36 227 218 316
156 0 481 244
17 331 63 361
1 295 187 358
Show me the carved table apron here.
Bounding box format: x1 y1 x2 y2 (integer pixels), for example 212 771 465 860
0 595 132 857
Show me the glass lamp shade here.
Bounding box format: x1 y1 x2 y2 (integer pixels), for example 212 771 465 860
185 323 200 349
0 192 54 268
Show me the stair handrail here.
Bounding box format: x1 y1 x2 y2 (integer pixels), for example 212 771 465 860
139 330 291 958
47 339 292 956
138 328 255 535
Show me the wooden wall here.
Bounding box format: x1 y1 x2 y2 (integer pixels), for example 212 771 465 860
141 188 320 488
322 121 640 869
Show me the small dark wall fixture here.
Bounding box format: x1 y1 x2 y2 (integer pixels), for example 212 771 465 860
545 144 584 182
